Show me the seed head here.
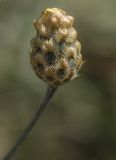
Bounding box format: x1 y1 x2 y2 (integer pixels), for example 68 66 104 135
30 8 83 86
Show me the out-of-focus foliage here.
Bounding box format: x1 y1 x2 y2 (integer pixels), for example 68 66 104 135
0 0 116 160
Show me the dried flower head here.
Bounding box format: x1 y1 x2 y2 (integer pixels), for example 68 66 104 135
30 8 83 86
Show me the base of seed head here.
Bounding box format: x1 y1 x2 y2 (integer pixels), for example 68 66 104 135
30 8 83 86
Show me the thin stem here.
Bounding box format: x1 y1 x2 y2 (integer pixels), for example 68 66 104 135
2 85 57 160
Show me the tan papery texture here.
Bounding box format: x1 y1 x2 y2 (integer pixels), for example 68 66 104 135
30 8 83 86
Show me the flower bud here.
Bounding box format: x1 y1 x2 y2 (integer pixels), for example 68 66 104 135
30 8 83 86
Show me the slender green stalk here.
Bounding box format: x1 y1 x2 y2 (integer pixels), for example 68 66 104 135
2 85 57 160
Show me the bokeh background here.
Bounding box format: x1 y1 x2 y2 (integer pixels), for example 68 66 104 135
0 0 116 159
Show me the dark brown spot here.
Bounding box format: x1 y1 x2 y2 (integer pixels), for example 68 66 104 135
39 34 48 40
37 63 44 73
46 76 54 81
36 47 42 53
45 52 56 65
57 68 66 79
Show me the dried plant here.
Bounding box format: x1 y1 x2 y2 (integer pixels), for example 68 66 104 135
2 8 83 160
30 8 83 86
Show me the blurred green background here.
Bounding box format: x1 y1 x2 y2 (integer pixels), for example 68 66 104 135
0 0 116 159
